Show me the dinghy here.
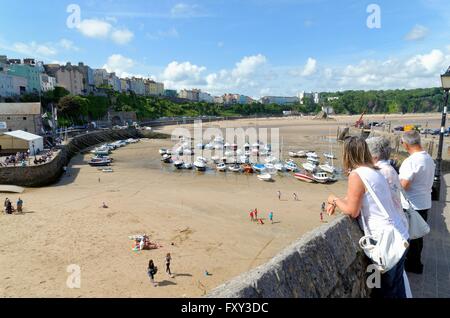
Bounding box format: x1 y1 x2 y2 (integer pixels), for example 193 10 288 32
257 173 273 182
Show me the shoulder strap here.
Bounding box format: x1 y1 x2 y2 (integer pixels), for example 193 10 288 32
353 169 392 235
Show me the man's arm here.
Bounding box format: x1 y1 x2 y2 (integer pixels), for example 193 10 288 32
400 178 411 190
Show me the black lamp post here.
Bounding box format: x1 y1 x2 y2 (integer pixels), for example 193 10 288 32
432 66 450 201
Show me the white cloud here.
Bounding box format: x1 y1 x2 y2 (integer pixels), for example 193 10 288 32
146 27 179 40
405 25 429 41
232 54 267 78
58 39 79 51
8 41 57 57
170 3 207 18
405 49 446 74
77 19 112 38
301 57 317 76
75 18 134 45
161 61 207 88
103 54 135 78
111 28 134 45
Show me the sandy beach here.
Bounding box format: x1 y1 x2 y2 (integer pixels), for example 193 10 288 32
0 113 443 298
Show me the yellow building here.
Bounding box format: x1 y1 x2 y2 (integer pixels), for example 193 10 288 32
144 80 164 96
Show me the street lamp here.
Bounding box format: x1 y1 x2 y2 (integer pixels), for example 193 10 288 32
432 66 450 201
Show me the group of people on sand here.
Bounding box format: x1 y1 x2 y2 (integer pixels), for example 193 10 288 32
249 208 274 224
147 253 173 287
326 131 434 298
3 197 23 214
134 235 160 251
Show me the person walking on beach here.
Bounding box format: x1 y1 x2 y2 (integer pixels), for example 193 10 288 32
293 193 298 201
16 198 23 213
399 130 435 274
249 210 254 222
254 208 258 220
277 191 281 200
147 259 158 287
269 212 274 224
166 253 173 277
4 198 9 213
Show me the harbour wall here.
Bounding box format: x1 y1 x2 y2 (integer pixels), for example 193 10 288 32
0 129 168 187
208 216 371 298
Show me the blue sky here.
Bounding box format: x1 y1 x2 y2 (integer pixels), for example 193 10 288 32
1 0 450 97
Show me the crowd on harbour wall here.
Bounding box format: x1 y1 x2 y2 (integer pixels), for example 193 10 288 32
208 216 371 298
0 128 163 187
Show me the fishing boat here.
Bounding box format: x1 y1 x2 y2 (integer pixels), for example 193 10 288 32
289 151 300 158
216 162 227 172
319 162 336 174
306 151 319 159
257 173 273 182
302 161 317 172
88 157 111 167
173 160 184 169
161 154 172 163
243 164 254 173
297 151 307 158
274 162 286 172
194 159 207 171
252 163 266 173
313 172 330 184
228 164 242 173
284 160 298 172
294 172 316 183
264 163 277 175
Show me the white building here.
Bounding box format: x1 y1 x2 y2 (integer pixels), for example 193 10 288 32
40 74 56 92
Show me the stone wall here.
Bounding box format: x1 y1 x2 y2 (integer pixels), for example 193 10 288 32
0 128 167 187
207 216 371 298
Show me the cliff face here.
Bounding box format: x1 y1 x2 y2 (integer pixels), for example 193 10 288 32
208 216 371 298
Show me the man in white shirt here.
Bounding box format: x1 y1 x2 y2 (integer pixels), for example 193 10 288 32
399 130 435 274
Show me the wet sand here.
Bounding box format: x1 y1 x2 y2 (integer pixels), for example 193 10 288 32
0 113 440 297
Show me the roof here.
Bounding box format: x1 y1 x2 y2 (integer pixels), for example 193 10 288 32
0 103 41 115
3 130 42 141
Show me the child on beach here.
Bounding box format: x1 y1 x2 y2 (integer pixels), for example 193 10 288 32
249 211 254 222
254 208 258 220
17 198 23 213
147 259 158 287
166 253 173 277
293 193 298 201
269 212 274 224
277 191 281 200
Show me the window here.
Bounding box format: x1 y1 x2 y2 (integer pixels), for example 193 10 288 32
23 117 27 120
6 117 10 120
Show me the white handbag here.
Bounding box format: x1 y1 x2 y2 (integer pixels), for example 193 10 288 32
355 171 409 273
400 191 430 240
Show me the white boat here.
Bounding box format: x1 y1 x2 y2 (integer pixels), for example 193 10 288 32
264 163 277 175
289 151 300 158
306 152 319 159
126 138 139 144
159 148 168 155
88 157 111 167
173 160 184 169
228 164 242 173
216 163 227 172
183 162 193 170
194 160 207 171
183 148 192 156
313 172 330 184
302 162 317 172
297 151 307 158
264 156 278 164
324 152 336 160
274 162 286 172
211 156 221 163
319 162 336 174
197 157 208 163
284 160 298 172
161 154 172 163
307 157 320 164
257 173 273 182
